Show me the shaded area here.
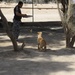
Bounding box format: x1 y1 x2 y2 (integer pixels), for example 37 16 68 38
0 21 75 75
0 59 74 75
0 48 75 75
0 21 67 53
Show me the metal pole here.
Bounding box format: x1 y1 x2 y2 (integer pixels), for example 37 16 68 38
32 0 34 22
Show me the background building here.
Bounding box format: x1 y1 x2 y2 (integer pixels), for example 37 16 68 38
0 0 56 3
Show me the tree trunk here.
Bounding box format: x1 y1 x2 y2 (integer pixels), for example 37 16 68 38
66 28 70 47
56 0 75 48
56 0 71 48
0 9 25 51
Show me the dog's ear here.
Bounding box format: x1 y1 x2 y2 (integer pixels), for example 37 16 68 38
37 32 39 34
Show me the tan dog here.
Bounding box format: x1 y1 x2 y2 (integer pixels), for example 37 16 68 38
37 32 46 51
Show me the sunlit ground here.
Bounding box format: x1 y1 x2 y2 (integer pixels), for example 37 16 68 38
0 3 61 22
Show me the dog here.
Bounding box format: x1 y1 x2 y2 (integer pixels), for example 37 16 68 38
37 32 46 51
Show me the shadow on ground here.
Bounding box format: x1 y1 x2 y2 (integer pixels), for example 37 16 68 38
0 21 75 75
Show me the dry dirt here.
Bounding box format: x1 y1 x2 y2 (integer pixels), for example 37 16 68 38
0 3 75 75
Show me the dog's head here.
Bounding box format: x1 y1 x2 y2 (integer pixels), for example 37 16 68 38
37 32 42 35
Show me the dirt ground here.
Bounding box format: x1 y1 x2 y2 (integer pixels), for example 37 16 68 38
0 3 75 75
